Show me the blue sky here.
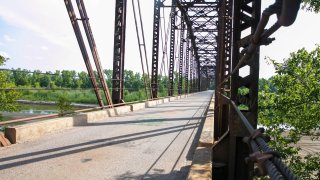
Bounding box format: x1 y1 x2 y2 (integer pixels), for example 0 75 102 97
0 0 319 78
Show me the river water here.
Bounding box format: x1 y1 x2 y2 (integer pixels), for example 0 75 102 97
0 103 72 122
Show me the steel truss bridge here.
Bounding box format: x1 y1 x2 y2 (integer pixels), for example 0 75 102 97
0 0 302 179
65 0 301 179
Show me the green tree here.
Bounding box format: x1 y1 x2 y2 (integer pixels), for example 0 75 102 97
57 95 73 115
103 69 113 88
39 72 51 87
31 70 41 87
12 68 31 86
52 70 63 87
303 0 320 12
259 46 320 178
78 71 91 88
61 70 76 88
0 56 20 120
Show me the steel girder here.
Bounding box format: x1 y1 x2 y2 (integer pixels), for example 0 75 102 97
151 0 161 98
212 0 261 179
185 31 190 94
168 4 176 96
229 0 261 178
214 0 232 140
178 19 185 95
112 0 127 104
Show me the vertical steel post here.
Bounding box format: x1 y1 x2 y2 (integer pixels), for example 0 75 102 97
214 0 231 140
197 60 201 92
228 0 261 179
178 19 185 95
112 0 127 104
185 31 190 94
189 49 194 93
150 0 161 98
168 5 176 96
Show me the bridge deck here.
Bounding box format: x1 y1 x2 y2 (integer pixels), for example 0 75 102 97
0 91 213 180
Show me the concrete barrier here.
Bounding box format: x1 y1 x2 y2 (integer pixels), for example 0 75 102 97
163 98 169 103
146 100 157 107
81 110 109 123
4 93 197 144
130 102 146 111
156 99 164 104
107 105 131 117
5 116 75 143
198 98 214 147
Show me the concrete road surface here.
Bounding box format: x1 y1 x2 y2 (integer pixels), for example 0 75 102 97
0 91 213 180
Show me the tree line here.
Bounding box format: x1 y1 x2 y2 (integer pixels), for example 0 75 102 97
3 68 174 93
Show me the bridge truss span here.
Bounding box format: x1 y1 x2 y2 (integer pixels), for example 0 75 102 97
62 0 302 179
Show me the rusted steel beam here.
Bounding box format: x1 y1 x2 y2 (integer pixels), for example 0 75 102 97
214 0 232 141
185 31 190 94
228 0 261 179
112 0 127 104
75 0 113 107
178 19 185 95
150 0 161 98
64 0 104 107
168 4 176 96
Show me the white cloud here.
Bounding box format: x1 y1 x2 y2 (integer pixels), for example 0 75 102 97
40 45 49 51
0 41 4 46
4 34 16 42
0 3 70 48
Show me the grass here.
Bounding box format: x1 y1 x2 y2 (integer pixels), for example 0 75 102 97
0 115 13 122
20 89 173 105
21 89 103 104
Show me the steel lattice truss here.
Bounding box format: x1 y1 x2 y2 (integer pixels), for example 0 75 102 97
179 1 218 77
64 0 301 178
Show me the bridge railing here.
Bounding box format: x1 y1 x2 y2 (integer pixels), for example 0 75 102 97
219 93 297 180
0 93 194 126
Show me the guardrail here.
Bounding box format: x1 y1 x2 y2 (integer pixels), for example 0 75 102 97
0 93 195 126
219 93 297 179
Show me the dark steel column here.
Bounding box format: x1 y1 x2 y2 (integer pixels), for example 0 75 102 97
229 0 261 179
197 60 201 92
189 50 194 93
112 0 127 104
150 0 161 98
185 32 190 94
178 20 185 95
168 6 176 96
214 0 232 140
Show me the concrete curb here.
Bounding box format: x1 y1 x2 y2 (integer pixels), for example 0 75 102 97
187 97 214 180
4 93 196 144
